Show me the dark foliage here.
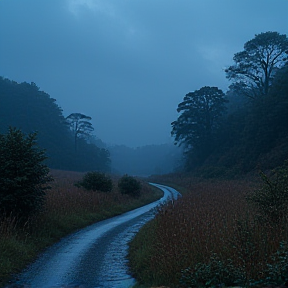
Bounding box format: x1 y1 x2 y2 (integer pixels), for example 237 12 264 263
0 127 53 219
75 171 113 192
225 31 288 98
0 77 111 172
172 33 288 175
247 160 288 224
118 175 141 197
66 113 94 152
171 86 227 167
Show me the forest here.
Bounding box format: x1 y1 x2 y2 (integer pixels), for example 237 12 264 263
0 78 111 172
0 78 180 176
128 31 288 288
171 31 288 177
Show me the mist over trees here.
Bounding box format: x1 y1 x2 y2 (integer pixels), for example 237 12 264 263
0 77 111 172
1 30 287 176
172 31 288 175
108 144 182 176
66 113 94 152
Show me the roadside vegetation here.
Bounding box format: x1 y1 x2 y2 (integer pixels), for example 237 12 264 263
0 169 162 286
128 31 288 288
129 162 288 287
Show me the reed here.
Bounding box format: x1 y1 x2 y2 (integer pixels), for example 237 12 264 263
129 177 288 287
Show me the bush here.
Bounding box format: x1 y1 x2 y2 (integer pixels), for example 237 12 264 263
118 174 141 197
246 160 288 223
0 127 52 219
180 253 245 288
75 171 113 192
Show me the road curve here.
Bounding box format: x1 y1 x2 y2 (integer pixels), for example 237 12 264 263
9 183 181 288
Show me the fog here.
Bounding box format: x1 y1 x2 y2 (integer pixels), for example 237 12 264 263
0 0 287 147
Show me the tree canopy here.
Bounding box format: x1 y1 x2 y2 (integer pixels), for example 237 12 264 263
66 113 94 152
0 77 110 172
225 31 288 98
0 127 52 218
171 86 227 165
172 32 288 174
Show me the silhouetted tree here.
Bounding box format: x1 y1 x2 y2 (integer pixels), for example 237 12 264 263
206 64 288 174
226 31 288 98
171 86 227 166
0 78 110 172
66 113 94 152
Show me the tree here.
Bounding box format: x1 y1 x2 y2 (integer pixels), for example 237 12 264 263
171 86 227 166
118 175 141 197
0 127 52 219
225 31 288 98
66 113 94 152
0 78 111 172
0 77 74 169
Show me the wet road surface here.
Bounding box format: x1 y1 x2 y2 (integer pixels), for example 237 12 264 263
8 183 180 288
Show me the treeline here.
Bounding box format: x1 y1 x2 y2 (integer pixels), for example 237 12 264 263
108 144 182 176
172 31 288 176
0 78 110 172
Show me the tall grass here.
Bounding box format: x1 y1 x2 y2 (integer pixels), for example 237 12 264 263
0 169 162 286
129 177 288 287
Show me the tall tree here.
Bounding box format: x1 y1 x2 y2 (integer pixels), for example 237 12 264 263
225 31 288 98
0 127 52 218
66 113 94 152
171 86 227 166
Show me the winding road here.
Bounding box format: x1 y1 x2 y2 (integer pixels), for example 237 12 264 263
10 183 180 288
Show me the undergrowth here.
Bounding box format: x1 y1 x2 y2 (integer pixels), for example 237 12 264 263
129 165 288 288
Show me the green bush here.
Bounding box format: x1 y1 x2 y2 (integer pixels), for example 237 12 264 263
118 174 141 197
75 171 113 192
246 160 288 223
0 127 52 219
180 253 245 288
264 241 288 286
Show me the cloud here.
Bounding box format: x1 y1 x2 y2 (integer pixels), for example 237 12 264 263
67 0 116 17
1 0 288 147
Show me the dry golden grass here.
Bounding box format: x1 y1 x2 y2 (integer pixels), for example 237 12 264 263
0 169 161 286
129 175 288 287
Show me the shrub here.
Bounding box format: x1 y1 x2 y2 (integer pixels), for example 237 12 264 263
0 127 52 219
118 174 141 197
180 253 245 288
264 241 288 286
75 171 113 192
246 160 288 223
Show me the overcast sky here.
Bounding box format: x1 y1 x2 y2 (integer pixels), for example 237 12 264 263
1 0 288 147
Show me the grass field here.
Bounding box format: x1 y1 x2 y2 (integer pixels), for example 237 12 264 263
129 174 288 288
0 169 162 287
